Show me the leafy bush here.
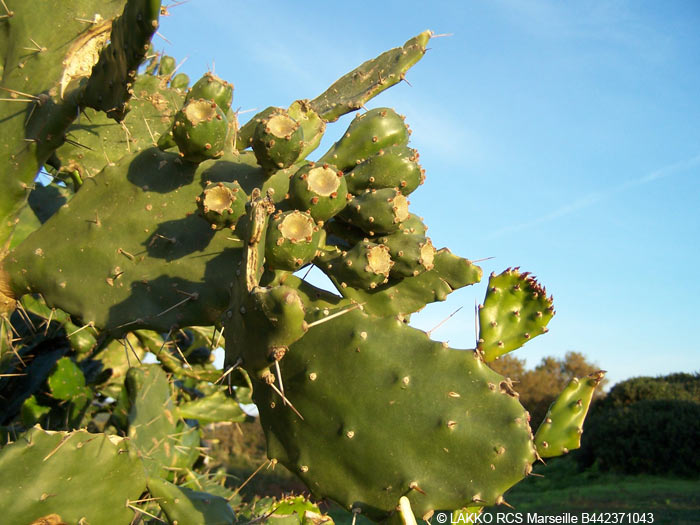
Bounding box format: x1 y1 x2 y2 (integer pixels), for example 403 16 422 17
599 373 700 408
577 374 700 477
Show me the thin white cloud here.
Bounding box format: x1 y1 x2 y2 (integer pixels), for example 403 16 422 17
487 152 700 239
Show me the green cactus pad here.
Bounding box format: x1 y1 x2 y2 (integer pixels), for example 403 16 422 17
378 231 435 278
227 285 309 377
177 390 248 424
186 72 234 111
316 241 393 290
147 477 236 525
252 108 305 173
0 0 161 248
318 249 482 317
20 295 97 354
534 371 605 458
20 395 51 427
3 149 281 332
251 291 537 521
196 180 247 230
0 426 147 525
310 31 431 122
265 210 322 271
82 0 162 120
125 365 200 477
339 188 410 235
477 268 555 362
345 145 424 196
318 108 410 173
173 98 229 162
53 71 186 179
269 495 332 524
289 163 349 222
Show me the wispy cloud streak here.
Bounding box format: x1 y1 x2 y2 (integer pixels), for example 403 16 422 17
487 152 700 239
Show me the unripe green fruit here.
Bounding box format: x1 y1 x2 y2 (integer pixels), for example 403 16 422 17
317 240 393 290
172 98 229 163
170 73 190 90
196 181 247 230
345 145 424 196
318 107 410 172
339 188 410 235
289 162 349 222
186 72 234 111
265 210 321 271
252 109 305 173
158 55 176 76
379 231 436 278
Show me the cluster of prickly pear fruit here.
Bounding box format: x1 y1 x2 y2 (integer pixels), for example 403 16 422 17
0 4 605 523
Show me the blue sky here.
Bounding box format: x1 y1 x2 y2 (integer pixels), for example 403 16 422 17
158 1 700 387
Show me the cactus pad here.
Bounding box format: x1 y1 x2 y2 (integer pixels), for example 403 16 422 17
535 371 605 458
0 426 147 524
478 268 555 361
249 283 537 521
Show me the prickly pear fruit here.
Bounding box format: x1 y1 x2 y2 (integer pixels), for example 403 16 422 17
172 99 229 162
252 108 304 173
196 181 247 230
398 213 429 235
339 188 410 235
316 241 393 290
318 108 410 172
230 285 309 377
186 72 234 111
378 231 435 278
265 210 322 271
289 163 349 222
345 145 424 196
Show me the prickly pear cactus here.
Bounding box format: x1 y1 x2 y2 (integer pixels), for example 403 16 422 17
0 15 604 525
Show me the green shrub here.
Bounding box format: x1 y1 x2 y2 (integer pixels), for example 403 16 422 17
577 399 700 477
600 373 700 408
